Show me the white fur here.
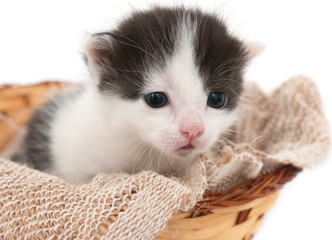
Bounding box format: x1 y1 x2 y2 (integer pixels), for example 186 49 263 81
50 20 238 183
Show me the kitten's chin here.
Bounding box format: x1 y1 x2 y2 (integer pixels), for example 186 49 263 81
175 149 194 157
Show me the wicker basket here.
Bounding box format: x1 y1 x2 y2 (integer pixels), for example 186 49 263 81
0 82 301 240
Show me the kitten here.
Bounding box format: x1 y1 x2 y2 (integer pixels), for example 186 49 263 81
14 7 251 183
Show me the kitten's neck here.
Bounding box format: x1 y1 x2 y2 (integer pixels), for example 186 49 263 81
119 139 191 176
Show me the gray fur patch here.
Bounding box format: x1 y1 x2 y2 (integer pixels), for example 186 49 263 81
12 88 82 171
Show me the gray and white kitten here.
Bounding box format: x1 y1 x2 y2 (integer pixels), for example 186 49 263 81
14 7 251 183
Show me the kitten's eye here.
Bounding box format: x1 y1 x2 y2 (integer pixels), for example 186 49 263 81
144 92 169 108
207 92 226 108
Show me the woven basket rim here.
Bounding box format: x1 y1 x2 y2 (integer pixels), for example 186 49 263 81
192 164 300 215
0 81 70 90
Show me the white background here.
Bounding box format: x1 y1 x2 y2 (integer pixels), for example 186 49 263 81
0 1 331 239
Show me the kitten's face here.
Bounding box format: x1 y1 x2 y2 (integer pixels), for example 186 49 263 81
87 8 248 160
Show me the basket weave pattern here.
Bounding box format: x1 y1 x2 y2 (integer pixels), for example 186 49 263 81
0 82 301 240
157 166 299 239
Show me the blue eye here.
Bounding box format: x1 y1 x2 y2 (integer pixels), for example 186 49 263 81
144 92 168 108
207 92 226 108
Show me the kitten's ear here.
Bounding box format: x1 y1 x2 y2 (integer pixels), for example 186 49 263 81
245 42 265 62
85 33 113 77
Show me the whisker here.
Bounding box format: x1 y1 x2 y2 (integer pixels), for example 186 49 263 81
211 57 246 76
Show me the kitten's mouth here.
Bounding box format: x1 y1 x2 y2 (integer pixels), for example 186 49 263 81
174 143 196 157
179 143 195 150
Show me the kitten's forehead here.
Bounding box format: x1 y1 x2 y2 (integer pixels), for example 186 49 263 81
145 20 204 103
94 7 247 107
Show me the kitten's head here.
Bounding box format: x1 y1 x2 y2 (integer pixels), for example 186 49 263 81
85 8 251 161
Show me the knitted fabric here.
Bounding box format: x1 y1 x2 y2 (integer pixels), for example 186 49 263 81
205 76 330 191
0 76 330 239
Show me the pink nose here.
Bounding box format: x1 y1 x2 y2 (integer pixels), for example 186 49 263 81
181 125 204 140
179 112 204 141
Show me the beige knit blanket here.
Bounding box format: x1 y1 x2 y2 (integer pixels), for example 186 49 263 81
0 76 330 239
